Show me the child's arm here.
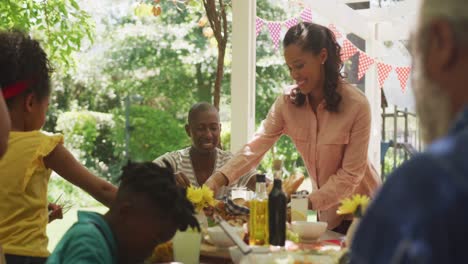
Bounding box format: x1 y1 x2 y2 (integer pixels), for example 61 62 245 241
44 144 117 207
0 95 10 158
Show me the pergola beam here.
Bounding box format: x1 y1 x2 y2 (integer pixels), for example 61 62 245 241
304 0 371 39
230 0 256 153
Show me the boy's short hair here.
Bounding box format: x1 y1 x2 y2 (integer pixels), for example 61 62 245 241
118 161 199 231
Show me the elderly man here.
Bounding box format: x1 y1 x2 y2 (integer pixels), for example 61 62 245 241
350 0 468 263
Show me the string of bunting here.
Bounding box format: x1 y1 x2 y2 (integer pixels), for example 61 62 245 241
256 8 412 93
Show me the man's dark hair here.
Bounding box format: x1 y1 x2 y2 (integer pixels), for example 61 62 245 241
118 161 199 232
187 102 219 125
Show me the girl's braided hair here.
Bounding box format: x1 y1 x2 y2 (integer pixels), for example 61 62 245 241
118 161 200 232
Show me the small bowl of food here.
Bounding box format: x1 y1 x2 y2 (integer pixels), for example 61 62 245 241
291 221 328 242
207 225 245 248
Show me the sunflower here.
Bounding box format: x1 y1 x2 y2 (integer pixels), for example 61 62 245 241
201 185 216 207
187 185 216 212
337 194 370 217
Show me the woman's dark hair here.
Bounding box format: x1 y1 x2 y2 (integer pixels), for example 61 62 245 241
0 31 52 106
283 22 344 112
118 161 200 232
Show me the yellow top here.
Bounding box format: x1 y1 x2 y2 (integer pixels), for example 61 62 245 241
0 131 63 257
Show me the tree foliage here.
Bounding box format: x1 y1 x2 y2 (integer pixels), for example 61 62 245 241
0 0 93 68
2 0 310 183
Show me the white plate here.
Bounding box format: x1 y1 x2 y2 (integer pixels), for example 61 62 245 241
240 251 337 264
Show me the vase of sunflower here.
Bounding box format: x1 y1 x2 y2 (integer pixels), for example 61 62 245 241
186 185 217 231
336 194 370 247
166 185 216 264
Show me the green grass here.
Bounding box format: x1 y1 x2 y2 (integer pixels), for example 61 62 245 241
46 206 108 252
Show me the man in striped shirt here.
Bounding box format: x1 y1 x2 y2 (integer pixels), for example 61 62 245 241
154 102 256 193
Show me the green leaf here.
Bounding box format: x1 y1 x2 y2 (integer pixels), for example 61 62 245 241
69 0 80 10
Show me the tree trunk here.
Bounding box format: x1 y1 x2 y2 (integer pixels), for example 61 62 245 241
213 41 225 110
202 0 228 111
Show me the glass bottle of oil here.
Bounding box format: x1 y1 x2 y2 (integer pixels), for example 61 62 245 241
249 174 269 246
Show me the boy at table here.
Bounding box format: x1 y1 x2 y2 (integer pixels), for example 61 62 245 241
47 162 199 264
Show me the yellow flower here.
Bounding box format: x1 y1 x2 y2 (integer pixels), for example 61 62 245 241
201 185 216 207
186 185 216 212
187 186 203 204
337 194 370 217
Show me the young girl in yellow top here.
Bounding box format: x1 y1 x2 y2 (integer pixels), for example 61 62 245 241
0 93 10 158
0 31 117 264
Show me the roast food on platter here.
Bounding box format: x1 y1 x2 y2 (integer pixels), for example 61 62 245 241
206 200 249 227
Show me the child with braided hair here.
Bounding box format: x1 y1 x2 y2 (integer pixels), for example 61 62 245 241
48 161 200 264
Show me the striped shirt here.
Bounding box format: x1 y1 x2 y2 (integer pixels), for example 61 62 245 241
153 147 256 189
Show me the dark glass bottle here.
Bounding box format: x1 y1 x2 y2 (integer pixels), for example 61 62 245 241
268 178 287 246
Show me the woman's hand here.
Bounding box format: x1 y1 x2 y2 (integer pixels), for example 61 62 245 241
48 203 63 223
175 172 191 188
205 171 228 195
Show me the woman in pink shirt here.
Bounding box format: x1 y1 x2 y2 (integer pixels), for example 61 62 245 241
207 22 381 233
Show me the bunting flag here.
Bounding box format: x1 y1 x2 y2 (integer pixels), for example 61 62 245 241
328 24 343 39
358 51 375 80
300 8 313 23
256 8 412 93
284 17 299 29
268 22 282 50
395 67 411 92
341 39 358 62
377 63 393 88
256 17 264 37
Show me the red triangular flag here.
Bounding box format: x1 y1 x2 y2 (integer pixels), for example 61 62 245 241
256 17 264 37
267 22 282 51
328 24 343 39
341 39 358 62
395 66 411 93
377 63 393 88
300 8 313 23
357 52 375 80
284 17 299 29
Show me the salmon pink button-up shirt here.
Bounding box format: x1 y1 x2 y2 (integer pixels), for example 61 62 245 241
219 83 381 229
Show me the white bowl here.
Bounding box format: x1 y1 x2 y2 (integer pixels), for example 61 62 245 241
207 226 245 248
291 221 328 241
